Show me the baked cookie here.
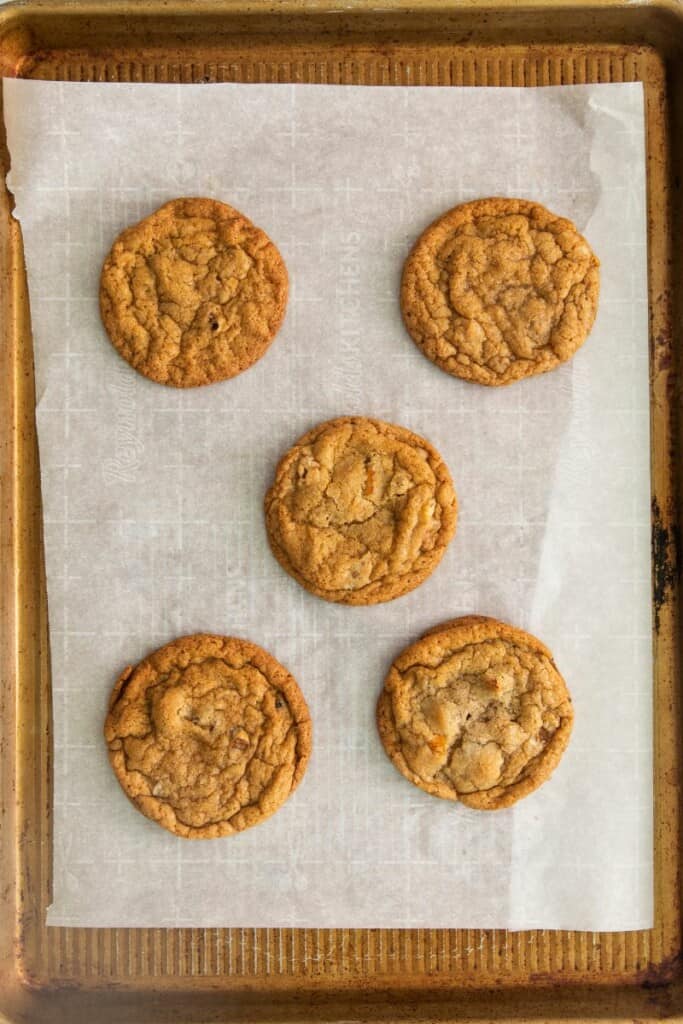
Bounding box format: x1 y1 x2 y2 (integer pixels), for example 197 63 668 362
265 416 457 606
100 197 288 387
401 197 600 386
104 633 311 838
377 615 573 809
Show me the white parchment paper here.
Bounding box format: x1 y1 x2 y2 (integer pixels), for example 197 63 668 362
4 79 652 930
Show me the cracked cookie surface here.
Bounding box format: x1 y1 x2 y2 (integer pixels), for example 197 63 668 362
100 197 288 387
401 197 600 386
377 615 573 808
265 416 458 605
104 633 311 838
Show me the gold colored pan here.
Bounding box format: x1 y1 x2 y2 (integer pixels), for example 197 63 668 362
0 2 680 1020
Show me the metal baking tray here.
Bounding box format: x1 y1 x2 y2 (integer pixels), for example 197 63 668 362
0 1 681 1020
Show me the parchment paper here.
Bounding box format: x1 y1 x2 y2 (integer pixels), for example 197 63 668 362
4 79 651 930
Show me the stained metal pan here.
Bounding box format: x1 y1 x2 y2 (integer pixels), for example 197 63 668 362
0 1 681 1021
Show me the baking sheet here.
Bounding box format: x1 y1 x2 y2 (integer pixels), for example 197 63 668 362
3 79 652 930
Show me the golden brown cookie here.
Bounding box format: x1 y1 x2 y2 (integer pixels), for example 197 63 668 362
104 633 311 838
401 197 600 386
377 615 573 809
100 197 288 387
265 416 457 606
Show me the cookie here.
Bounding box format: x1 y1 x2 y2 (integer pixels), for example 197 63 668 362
377 615 573 809
265 416 457 605
100 197 288 387
401 197 600 386
104 633 311 838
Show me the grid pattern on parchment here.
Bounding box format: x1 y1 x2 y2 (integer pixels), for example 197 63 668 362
4 76 652 935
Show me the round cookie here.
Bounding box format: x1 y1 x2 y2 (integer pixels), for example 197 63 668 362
401 197 600 386
100 197 288 387
377 615 573 809
264 416 457 606
104 633 311 838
